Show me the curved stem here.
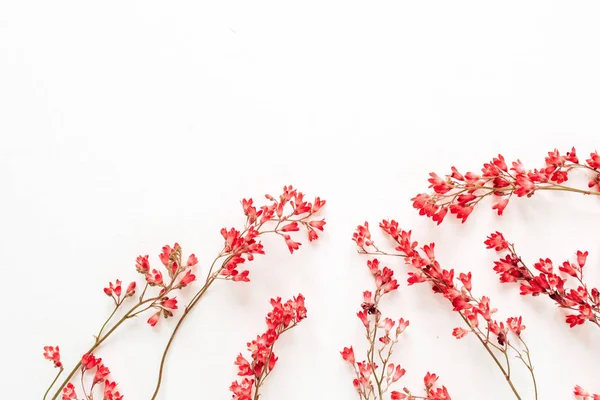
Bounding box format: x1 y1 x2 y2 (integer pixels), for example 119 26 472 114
150 272 221 399
96 304 120 340
43 367 63 400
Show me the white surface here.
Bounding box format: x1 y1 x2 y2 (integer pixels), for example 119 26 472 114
2 1 600 399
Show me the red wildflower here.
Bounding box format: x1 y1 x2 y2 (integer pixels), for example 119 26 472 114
62 383 77 400
81 353 102 371
147 311 160 327
43 345 62 368
93 364 110 385
283 234 301 254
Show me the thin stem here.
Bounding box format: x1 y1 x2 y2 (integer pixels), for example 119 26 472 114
150 273 219 400
518 337 538 400
43 367 63 400
50 298 155 400
95 304 120 341
458 313 522 399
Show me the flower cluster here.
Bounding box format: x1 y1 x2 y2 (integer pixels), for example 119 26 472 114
575 385 600 400
486 232 600 329
412 147 600 224
230 295 307 400
218 186 326 283
137 243 199 326
341 258 450 400
353 221 536 399
43 185 326 400
60 353 122 400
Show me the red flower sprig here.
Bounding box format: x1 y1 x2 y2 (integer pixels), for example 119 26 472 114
412 147 600 224
486 232 600 329
151 185 325 399
230 295 307 400
342 258 451 400
353 221 537 400
43 243 199 400
575 385 600 400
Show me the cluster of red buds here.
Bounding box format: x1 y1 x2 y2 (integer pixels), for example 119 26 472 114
42 186 326 400
341 257 450 400
486 232 600 328
353 221 536 399
230 295 307 400
412 148 600 224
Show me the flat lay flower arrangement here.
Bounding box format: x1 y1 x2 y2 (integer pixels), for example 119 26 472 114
42 148 600 399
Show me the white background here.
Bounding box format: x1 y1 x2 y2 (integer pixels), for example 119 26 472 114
2 1 600 399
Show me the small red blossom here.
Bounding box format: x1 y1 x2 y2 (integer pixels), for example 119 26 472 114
81 353 102 371
93 364 110 385
452 327 468 339
43 345 62 368
147 311 160 327
62 383 77 400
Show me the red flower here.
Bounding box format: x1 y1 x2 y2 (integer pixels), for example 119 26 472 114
352 222 373 248
340 346 355 364
125 281 136 297
93 364 110 384
586 151 600 169
178 270 196 287
104 380 124 400
147 311 160 327
283 235 302 254
135 255 150 274
103 280 122 298
577 250 588 268
43 345 62 368
81 353 102 371
424 372 439 389
507 316 525 335
514 174 535 197
145 269 163 286
235 354 253 376
281 222 299 232
452 327 468 339
308 219 326 231
357 310 369 328
187 254 198 266
161 297 178 310
62 383 77 400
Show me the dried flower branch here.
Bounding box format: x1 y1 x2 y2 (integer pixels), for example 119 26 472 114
486 232 600 329
150 185 325 398
353 221 537 400
230 294 307 400
342 258 451 400
412 147 600 224
44 244 199 400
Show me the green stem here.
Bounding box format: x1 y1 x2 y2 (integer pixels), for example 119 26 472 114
43 367 63 400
